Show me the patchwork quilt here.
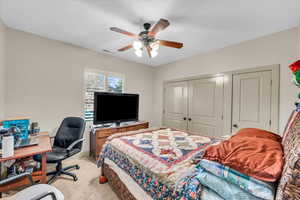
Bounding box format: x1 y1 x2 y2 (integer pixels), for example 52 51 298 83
98 128 275 200
98 128 221 199
111 129 217 176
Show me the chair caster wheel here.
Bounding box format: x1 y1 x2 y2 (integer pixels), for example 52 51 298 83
75 165 80 170
74 177 78 181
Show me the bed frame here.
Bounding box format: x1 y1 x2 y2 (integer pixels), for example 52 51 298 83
99 111 300 200
102 163 137 200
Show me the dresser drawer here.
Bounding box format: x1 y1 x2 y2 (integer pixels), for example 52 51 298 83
117 128 128 132
90 121 149 160
97 129 116 138
136 124 149 129
96 138 107 157
126 126 139 131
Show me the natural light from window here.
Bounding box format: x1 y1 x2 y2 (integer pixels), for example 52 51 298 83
84 70 124 121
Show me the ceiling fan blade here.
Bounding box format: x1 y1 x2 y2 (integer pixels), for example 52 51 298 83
146 46 152 58
118 44 133 51
110 27 138 38
159 40 183 49
149 19 170 36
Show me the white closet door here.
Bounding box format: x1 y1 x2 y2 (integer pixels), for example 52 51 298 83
232 71 272 132
163 81 188 130
188 76 224 137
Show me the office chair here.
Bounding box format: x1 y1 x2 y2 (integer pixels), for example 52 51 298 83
0 172 64 200
34 117 86 184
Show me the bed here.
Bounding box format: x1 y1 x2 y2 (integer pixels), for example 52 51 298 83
97 110 300 200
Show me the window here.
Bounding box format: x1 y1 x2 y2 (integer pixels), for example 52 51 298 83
107 76 123 93
84 69 124 121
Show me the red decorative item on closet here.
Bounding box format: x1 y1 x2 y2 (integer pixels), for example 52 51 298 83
289 60 300 73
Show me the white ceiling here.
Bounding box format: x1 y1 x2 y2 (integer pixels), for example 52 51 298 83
0 0 300 67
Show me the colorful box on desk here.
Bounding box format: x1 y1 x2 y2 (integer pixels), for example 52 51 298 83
2 117 30 139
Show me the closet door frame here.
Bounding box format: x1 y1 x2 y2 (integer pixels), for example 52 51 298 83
187 76 225 137
162 81 189 130
227 64 279 133
163 64 279 135
164 74 228 135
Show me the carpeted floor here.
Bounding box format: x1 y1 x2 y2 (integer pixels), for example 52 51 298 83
3 154 119 200
51 154 118 200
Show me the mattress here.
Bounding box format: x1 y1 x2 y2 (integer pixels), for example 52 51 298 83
104 158 152 200
99 128 278 200
98 128 223 199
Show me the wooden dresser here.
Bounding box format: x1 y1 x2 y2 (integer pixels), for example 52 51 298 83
90 121 149 160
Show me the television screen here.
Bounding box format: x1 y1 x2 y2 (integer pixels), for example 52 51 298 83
93 92 139 125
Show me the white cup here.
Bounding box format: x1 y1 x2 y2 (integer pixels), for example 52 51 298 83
2 136 14 158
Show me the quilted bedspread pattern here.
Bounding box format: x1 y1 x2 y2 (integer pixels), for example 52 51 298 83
98 128 221 199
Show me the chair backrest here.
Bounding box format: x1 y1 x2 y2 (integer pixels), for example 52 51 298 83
53 117 86 150
276 110 300 199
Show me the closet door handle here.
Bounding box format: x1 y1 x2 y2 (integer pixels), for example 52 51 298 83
188 118 192 121
233 124 238 128
183 117 187 121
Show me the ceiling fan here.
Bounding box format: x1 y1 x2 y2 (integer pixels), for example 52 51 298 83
110 18 183 58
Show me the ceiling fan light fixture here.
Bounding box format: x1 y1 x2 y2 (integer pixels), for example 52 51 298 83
150 49 158 58
150 41 160 51
133 40 143 50
134 49 143 57
110 18 183 59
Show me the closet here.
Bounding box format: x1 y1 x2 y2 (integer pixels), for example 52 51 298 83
163 76 224 137
162 65 279 136
232 71 273 132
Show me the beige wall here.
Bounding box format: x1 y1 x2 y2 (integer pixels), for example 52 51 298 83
298 25 300 57
0 20 6 119
153 28 299 134
5 28 154 151
3 25 300 152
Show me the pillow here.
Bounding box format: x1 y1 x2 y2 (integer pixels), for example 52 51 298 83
195 166 261 200
175 169 223 200
276 110 300 200
199 159 276 200
232 128 282 142
203 131 284 182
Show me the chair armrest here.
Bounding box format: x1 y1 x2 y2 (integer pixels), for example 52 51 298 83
31 191 58 200
66 138 85 153
0 172 33 186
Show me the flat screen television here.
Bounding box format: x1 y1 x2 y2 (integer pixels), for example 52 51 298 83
93 92 139 125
